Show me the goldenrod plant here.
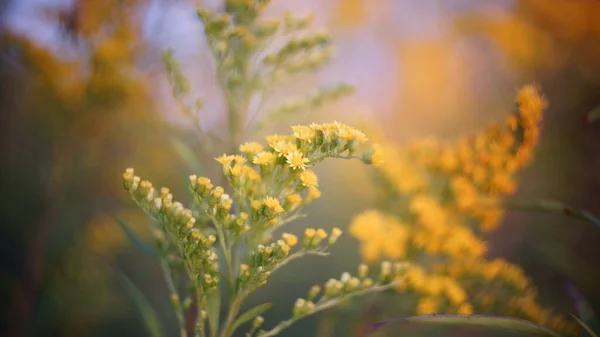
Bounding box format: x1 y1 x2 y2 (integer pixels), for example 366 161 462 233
162 0 354 165
123 1 403 337
123 122 401 337
349 85 581 336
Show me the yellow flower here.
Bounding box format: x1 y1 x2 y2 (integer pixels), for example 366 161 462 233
286 193 302 205
265 134 294 146
230 163 243 177
300 170 318 188
271 141 298 157
308 187 321 199
262 196 284 214
216 154 235 165
316 228 328 239
292 125 315 143
282 233 298 246
286 150 309 170
240 142 264 153
253 151 276 166
233 155 247 164
443 277 467 305
371 143 385 166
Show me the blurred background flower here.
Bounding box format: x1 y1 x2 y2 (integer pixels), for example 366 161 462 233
1 0 599 336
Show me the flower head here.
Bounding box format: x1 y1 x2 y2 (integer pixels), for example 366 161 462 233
253 151 276 166
240 142 264 153
300 170 318 188
286 150 309 170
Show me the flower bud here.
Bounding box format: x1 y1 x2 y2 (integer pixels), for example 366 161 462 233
358 264 369 279
328 227 342 245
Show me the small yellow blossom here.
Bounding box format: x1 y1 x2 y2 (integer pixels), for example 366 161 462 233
262 196 284 215
253 151 276 166
216 154 235 165
300 170 318 188
292 125 315 143
271 141 298 157
307 187 321 199
286 150 309 170
282 233 298 247
239 142 264 153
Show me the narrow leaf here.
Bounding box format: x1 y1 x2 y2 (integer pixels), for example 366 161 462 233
368 314 562 337
572 314 598 337
113 215 159 258
231 303 273 334
170 137 203 174
207 288 221 337
115 269 163 337
503 198 600 229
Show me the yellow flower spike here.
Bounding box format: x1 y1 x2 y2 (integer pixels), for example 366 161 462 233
417 297 439 315
240 142 264 153
282 233 298 247
269 140 297 157
458 303 473 315
300 170 318 188
286 149 309 170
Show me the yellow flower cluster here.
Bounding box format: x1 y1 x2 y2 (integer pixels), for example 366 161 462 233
212 122 376 222
349 86 579 335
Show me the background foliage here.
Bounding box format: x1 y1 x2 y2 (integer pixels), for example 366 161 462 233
1 0 599 336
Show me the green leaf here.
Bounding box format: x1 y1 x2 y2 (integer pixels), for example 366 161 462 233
112 215 159 258
231 303 273 334
368 315 563 337
207 288 221 337
170 137 203 174
115 269 163 337
503 198 600 229
572 314 598 337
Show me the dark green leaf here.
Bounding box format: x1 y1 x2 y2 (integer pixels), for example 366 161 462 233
231 303 273 334
115 269 163 337
368 314 563 337
112 215 159 258
207 288 221 337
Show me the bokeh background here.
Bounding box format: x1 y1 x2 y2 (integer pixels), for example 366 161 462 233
1 0 600 336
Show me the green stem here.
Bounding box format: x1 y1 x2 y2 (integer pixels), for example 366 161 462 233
196 292 207 337
271 250 330 274
215 221 235 280
260 282 400 337
160 258 188 337
219 292 246 337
